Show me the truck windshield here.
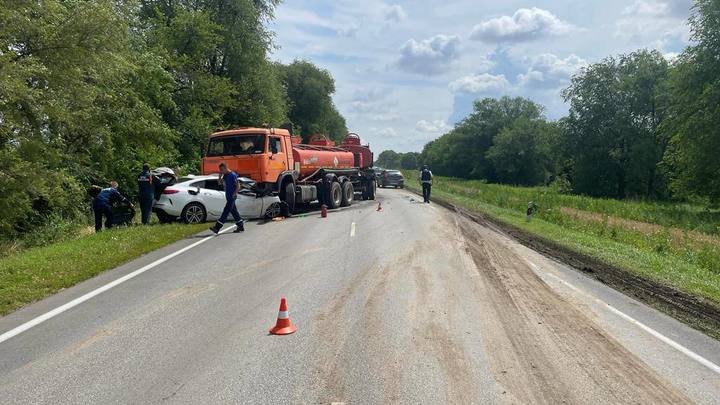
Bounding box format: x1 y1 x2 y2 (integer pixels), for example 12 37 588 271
207 134 265 156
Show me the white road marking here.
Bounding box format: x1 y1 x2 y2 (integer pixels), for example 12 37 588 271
350 222 356 237
0 226 236 345
526 260 720 376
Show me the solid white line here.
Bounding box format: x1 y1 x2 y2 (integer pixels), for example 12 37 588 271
350 222 356 237
526 260 720 375
0 226 236 345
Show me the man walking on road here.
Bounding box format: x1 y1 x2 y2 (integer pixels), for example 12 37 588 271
420 164 433 203
137 163 157 225
93 181 132 232
210 163 245 234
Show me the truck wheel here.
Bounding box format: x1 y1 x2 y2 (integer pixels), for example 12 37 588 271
181 203 207 224
328 182 342 209
282 182 296 213
367 179 376 200
341 182 354 207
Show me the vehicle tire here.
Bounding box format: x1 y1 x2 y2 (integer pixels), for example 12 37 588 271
264 202 282 219
328 181 342 209
181 203 207 224
367 178 376 200
282 182 296 213
341 182 354 207
156 210 175 224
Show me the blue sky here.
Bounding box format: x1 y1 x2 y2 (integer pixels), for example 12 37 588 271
270 0 692 153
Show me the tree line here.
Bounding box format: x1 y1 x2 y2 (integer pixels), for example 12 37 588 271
0 0 347 240
381 0 720 204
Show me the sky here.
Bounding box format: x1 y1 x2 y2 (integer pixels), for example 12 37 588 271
269 0 693 153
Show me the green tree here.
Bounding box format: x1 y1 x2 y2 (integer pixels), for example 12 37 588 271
421 97 544 180
563 50 669 198
486 119 561 186
280 60 348 141
400 152 420 170
662 0 720 203
375 150 401 169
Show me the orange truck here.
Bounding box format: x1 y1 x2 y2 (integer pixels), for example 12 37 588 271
201 127 376 212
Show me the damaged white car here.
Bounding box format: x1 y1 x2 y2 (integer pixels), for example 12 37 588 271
153 172 284 224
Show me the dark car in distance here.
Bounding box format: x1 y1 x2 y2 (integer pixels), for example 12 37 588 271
378 170 404 188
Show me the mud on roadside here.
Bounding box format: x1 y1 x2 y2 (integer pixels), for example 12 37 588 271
417 191 720 341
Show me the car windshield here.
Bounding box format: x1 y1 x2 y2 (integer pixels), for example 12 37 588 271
207 134 265 156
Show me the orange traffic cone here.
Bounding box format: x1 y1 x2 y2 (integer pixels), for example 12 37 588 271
269 297 297 335
377 202 383 211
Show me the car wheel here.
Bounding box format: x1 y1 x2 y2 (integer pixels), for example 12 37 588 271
264 202 282 219
181 203 207 224
328 182 342 209
341 182 354 207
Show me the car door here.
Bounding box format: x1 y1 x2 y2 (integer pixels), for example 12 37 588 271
199 179 227 218
236 189 264 218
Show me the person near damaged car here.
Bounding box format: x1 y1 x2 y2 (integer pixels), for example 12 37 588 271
137 163 158 225
93 181 132 232
209 163 245 234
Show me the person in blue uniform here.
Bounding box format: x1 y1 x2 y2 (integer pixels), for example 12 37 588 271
137 163 158 225
93 181 132 232
209 163 245 234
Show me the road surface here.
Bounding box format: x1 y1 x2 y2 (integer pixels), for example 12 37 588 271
1 189 719 404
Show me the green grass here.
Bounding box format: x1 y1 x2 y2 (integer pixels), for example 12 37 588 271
403 173 720 306
0 223 207 316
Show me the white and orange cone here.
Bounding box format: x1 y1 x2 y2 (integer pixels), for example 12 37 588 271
269 297 297 335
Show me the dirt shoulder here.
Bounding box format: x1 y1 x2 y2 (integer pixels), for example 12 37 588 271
413 189 720 340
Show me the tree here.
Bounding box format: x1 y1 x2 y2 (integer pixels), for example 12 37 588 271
280 60 348 141
375 150 401 169
400 152 420 170
421 97 544 180
662 0 720 203
563 50 669 198
486 119 561 186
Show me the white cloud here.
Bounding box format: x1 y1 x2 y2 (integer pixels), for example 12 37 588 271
372 127 399 138
416 120 451 133
517 54 587 88
623 0 692 17
384 4 407 22
337 25 359 38
470 8 576 43
615 0 690 49
398 34 461 75
449 73 510 94
623 0 670 16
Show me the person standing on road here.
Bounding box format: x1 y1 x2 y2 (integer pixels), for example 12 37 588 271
210 163 245 234
420 164 433 203
137 163 158 225
93 181 132 232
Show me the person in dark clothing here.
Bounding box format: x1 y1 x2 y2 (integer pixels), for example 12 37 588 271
93 181 132 232
209 163 245 234
137 163 158 225
420 165 433 203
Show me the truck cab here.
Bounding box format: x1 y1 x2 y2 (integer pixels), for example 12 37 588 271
201 128 295 190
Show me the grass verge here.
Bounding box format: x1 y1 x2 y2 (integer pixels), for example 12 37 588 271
403 174 720 337
0 223 207 316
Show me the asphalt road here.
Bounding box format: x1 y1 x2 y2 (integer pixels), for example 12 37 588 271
1 188 719 404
